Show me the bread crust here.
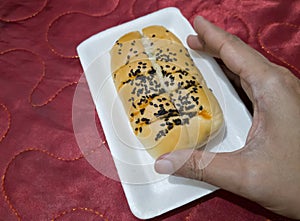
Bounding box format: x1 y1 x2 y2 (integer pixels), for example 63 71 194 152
110 26 224 158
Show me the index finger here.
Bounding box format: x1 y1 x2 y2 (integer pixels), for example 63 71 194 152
187 16 275 98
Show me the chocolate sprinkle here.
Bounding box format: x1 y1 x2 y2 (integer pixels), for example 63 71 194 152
113 32 210 142
173 118 181 125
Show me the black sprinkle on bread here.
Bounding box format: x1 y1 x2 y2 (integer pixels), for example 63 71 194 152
110 26 224 158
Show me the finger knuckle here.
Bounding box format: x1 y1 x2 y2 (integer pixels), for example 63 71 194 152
224 33 242 46
276 65 291 75
262 64 294 88
219 33 243 55
190 152 203 181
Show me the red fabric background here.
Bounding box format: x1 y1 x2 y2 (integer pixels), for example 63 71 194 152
0 0 299 220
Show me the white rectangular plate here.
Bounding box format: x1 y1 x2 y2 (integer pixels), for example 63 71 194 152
77 7 252 220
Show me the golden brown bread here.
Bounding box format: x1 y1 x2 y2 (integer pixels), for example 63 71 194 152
110 25 224 158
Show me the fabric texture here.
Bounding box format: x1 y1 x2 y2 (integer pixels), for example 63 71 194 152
0 0 299 220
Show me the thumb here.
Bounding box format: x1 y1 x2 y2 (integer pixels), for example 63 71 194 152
155 149 244 195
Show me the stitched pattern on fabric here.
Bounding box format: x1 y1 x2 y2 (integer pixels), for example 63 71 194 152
51 207 108 221
0 103 11 143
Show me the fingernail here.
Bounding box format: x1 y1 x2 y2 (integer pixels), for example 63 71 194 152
195 15 203 22
155 159 174 174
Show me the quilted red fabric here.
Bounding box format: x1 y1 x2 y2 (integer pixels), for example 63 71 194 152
0 0 299 220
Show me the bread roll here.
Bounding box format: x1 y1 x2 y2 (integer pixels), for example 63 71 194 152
110 25 224 158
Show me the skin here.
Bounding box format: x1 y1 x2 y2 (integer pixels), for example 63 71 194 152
155 16 300 219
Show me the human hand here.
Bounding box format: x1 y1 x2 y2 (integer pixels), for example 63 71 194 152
155 16 300 219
